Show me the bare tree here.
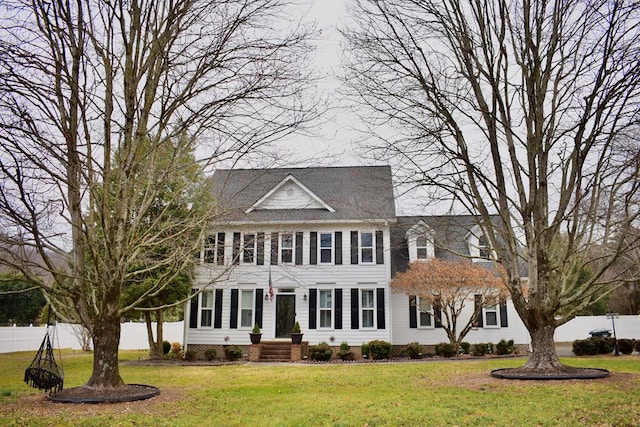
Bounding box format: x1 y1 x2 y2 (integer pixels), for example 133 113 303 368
343 0 640 373
392 258 505 348
0 0 316 391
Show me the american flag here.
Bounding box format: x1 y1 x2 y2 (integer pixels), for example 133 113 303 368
268 268 274 302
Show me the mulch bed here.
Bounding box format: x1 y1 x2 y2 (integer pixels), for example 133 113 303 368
491 366 610 380
48 384 160 404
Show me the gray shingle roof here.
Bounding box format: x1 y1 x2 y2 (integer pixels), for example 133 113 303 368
211 166 396 223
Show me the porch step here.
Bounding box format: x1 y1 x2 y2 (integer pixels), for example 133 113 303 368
259 341 292 362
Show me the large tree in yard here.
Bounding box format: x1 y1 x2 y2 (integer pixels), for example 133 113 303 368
344 0 640 373
392 258 505 349
0 0 315 393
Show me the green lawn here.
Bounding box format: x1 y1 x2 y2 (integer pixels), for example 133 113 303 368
1 350 639 426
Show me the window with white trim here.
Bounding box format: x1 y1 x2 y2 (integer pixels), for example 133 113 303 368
416 235 429 260
361 289 375 327
203 233 225 265
484 304 498 326
418 297 433 328
319 233 333 263
478 234 490 259
281 233 294 263
240 290 254 328
319 290 333 328
242 233 256 264
360 232 374 263
200 290 214 327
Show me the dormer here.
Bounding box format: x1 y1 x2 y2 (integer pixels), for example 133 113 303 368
466 225 493 261
405 221 435 262
245 174 335 213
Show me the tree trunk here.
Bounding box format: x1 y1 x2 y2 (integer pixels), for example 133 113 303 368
523 321 563 371
86 314 124 389
145 310 165 359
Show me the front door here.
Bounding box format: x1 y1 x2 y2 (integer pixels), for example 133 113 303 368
275 294 296 338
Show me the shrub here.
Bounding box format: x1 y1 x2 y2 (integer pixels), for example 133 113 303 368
361 343 370 358
292 321 301 333
471 343 494 357
340 342 350 352
573 339 598 356
184 349 196 361
592 337 615 354
636 339 640 353
309 342 333 361
167 342 183 359
162 340 171 355
170 341 181 354
204 348 217 361
403 342 423 359
496 339 515 355
252 323 261 334
435 342 457 358
368 340 393 360
617 339 635 355
459 342 470 355
224 345 243 361
337 350 355 361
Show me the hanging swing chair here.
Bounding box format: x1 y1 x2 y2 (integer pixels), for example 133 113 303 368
24 312 64 393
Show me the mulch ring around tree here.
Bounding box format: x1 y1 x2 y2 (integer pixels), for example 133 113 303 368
47 384 160 404
491 366 610 380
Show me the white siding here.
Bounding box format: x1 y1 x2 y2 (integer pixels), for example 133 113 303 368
188 225 393 346
390 292 530 346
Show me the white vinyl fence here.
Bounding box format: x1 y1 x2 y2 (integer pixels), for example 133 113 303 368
0 321 184 353
554 315 639 342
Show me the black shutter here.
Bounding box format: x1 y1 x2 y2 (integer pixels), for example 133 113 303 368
350 288 359 329
375 231 384 264
255 289 263 328
214 289 223 329
500 298 508 327
335 289 343 329
309 289 317 329
295 231 303 265
216 232 225 265
376 288 385 329
232 232 241 265
474 294 483 327
335 232 343 265
409 295 417 328
230 289 239 329
256 232 265 266
189 289 199 329
350 231 358 264
309 232 318 265
270 232 278 265
434 298 443 328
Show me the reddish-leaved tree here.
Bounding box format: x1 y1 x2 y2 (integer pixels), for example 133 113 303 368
392 258 506 348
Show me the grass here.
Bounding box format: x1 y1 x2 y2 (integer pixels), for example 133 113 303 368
1 350 639 426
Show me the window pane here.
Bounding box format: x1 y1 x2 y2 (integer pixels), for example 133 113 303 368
361 232 373 247
241 290 253 309
416 235 427 247
419 311 431 327
319 290 332 308
243 234 255 263
320 310 332 328
320 233 332 247
362 290 374 308
201 291 214 308
241 310 252 328
281 233 293 263
361 248 373 263
362 311 374 328
201 310 212 327
417 248 427 259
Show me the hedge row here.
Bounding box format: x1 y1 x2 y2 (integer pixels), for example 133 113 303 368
572 337 639 356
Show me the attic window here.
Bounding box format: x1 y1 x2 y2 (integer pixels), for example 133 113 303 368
286 188 294 196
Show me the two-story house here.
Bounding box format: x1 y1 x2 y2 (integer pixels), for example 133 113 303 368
183 166 529 359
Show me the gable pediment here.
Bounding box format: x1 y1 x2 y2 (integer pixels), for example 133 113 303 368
245 174 335 213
